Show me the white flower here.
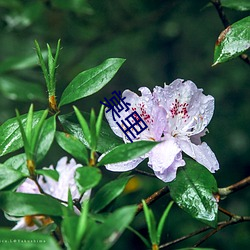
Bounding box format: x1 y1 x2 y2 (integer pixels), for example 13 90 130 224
12 157 90 231
102 79 219 182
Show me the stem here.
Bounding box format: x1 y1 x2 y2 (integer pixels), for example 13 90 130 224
210 0 250 66
136 186 169 215
193 216 250 247
218 176 250 198
134 169 156 178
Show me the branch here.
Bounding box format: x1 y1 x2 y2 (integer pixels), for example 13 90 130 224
134 169 156 178
218 176 250 198
211 0 250 66
136 186 169 215
193 216 250 247
159 216 250 249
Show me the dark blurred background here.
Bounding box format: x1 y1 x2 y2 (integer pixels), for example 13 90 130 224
0 0 249 249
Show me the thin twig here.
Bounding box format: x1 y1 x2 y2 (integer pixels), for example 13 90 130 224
193 216 250 247
218 206 235 218
211 0 250 66
136 186 169 215
134 169 156 178
218 176 250 198
159 216 250 249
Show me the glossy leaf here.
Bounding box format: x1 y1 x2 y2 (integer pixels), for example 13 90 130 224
168 159 218 227
0 228 60 250
221 0 250 11
4 153 28 175
0 76 46 102
213 16 250 65
62 215 80 250
97 141 158 166
36 169 59 181
36 116 56 162
0 111 44 157
0 192 65 216
157 201 174 244
75 167 102 194
59 58 125 106
142 200 157 245
56 131 89 165
0 164 27 190
83 205 137 250
59 113 123 153
91 176 132 213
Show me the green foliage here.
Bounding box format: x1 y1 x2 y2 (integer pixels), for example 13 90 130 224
83 205 137 250
0 228 60 250
0 192 66 216
75 167 102 194
0 110 44 157
35 40 61 97
168 159 218 227
0 76 45 102
97 140 158 166
91 176 132 213
0 164 27 190
59 58 125 107
59 113 123 153
56 131 89 165
221 0 250 11
213 16 250 65
142 200 174 247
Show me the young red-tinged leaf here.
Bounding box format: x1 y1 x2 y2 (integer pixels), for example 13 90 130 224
213 16 250 65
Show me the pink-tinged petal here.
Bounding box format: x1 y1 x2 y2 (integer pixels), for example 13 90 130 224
16 178 40 194
105 156 145 172
148 137 185 182
154 79 214 136
179 139 219 173
39 157 82 201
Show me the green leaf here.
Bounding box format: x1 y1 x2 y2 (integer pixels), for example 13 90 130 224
75 167 102 194
62 201 89 250
213 16 250 65
4 153 28 175
142 200 157 245
97 141 158 166
0 228 60 250
59 113 123 153
73 106 91 147
0 51 47 74
0 192 65 216
36 116 56 162
96 105 105 140
168 159 218 227
157 201 174 244
0 164 27 190
0 110 44 157
36 169 59 181
56 131 89 165
59 58 125 106
221 0 250 11
0 76 46 102
62 215 80 250
83 205 137 250
91 176 132 213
